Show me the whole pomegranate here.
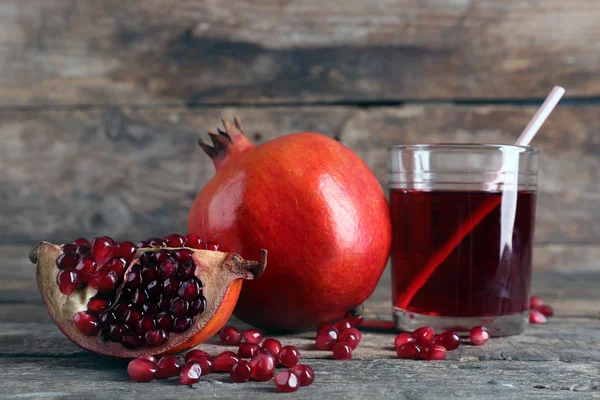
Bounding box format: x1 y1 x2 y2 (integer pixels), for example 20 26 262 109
189 118 391 331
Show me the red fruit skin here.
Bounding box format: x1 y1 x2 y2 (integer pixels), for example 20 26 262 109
189 130 392 332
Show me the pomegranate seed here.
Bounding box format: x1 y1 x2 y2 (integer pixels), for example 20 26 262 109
433 331 461 351
332 342 353 360
335 319 353 333
125 270 142 288
192 355 213 376
291 364 315 387
238 343 261 358
422 344 447 360
530 296 544 309
189 297 207 316
139 354 157 363
147 281 162 298
179 362 202 385
317 322 335 334
74 255 97 280
184 349 211 362
137 316 156 334
57 269 80 295
173 317 192 333
536 304 554 317
121 334 144 349
186 233 203 249
156 312 174 331
158 259 178 280
75 244 91 256
340 327 362 342
162 278 180 296
141 266 158 284
274 370 300 393
412 326 435 347
73 238 90 246
530 309 548 324
279 345 301 367
396 343 422 360
148 237 166 247
104 257 127 275
145 329 168 346
128 357 157 382
230 360 252 382
242 329 263 344
262 338 282 355
156 355 181 378
88 270 119 291
248 352 276 381
339 332 360 350
219 326 242 345
72 311 100 336
61 244 77 254
170 298 189 317
213 351 240 372
165 233 186 247
177 261 195 280
345 308 364 327
113 241 137 261
315 328 338 350
174 249 193 263
205 242 219 251
124 306 143 328
56 253 79 270
179 279 201 301
106 323 126 342
91 236 114 262
131 289 148 306
394 332 415 349
87 296 111 314
136 240 149 248
470 326 490 345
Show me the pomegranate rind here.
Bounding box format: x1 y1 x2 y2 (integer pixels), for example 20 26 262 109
33 241 266 358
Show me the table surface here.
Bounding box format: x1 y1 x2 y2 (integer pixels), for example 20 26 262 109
1 244 599 400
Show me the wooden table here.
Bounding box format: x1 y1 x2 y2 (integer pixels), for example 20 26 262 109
2 245 599 399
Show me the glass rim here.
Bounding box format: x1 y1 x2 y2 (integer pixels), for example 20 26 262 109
387 143 539 154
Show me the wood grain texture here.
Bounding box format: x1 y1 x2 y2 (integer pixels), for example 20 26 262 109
1 0 600 105
1 105 598 245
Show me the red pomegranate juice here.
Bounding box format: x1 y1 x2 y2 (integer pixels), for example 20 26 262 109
391 189 536 317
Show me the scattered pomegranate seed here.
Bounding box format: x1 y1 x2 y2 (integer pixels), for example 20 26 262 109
433 331 461 351
315 328 338 350
274 370 300 393
194 355 214 376
262 338 282 355
316 322 336 334
335 319 353 333
339 332 360 350
422 344 447 360
530 309 548 324
396 343 422 360
345 308 364 327
238 343 261 358
530 296 544 309
332 342 353 360
470 326 490 345
412 326 436 347
394 332 415 349
219 326 242 345
156 355 181 378
128 357 157 382
242 329 263 344
230 360 252 382
73 311 100 336
184 349 211 363
536 304 554 317
279 345 301 367
91 236 114 262
291 364 315 387
139 354 157 363
214 351 240 372
56 269 80 295
248 352 276 381
180 362 202 385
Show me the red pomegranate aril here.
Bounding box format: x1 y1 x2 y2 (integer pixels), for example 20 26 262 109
214 351 240 373
279 345 301 367
248 352 276 381
73 311 100 336
317 322 335 334
180 362 202 385
230 360 252 382
87 297 111 315
106 323 127 342
262 338 282 355
536 304 554 317
74 255 97 279
177 261 195 280
530 296 544 309
158 259 178 280
131 289 148 306
433 331 461 351
275 370 300 393
137 316 156 334
291 364 315 387
154 250 170 264
57 269 80 295
136 240 149 248
75 244 91 256
219 326 242 345
173 317 192 333
128 357 157 382
396 343 422 360
422 344 447 360
61 244 77 254
148 237 166 248
179 279 201 301
170 298 189 317
165 233 186 247
205 242 219 251
114 303 128 319
394 332 415 349
147 280 162 298
56 253 79 270
91 236 114 262
156 312 174 331
73 238 90 246
124 306 143 328
315 328 338 350
469 326 490 345
174 249 193 263
139 354 157 363
145 329 168 346
89 270 119 291
238 343 261 358
530 309 548 324
345 308 365 327
104 257 127 275
125 270 142 288
141 266 158 284
341 327 362 342
122 334 144 349
332 342 352 360
156 355 181 379
162 278 180 296
412 326 436 347
339 332 359 350
242 329 263 344
335 319 353 333
113 241 137 261
190 355 213 376
189 297 207 317
186 233 203 249
184 349 211 362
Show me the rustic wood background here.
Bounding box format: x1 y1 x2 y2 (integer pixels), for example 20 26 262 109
1 1 600 398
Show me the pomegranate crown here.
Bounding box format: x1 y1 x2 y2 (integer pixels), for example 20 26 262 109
198 117 254 169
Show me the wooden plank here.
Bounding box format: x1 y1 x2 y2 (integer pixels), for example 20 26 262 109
0 105 598 245
1 0 600 105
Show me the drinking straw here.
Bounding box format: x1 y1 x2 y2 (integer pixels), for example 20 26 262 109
396 86 565 309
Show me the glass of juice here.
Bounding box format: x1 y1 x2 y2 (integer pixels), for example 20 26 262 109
388 144 539 336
